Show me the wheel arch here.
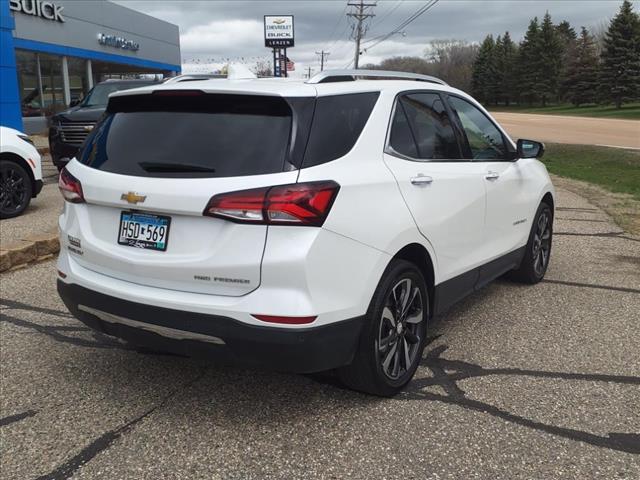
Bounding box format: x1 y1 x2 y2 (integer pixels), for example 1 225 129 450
391 243 435 317
0 152 37 197
541 191 555 214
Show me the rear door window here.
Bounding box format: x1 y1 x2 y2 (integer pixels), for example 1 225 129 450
393 93 461 160
79 93 298 178
302 92 380 168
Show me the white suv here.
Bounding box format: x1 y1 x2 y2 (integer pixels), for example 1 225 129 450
1 126 43 218
56 70 554 396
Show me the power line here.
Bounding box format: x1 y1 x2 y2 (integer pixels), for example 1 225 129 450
347 0 377 69
322 3 349 52
371 0 403 29
363 0 439 52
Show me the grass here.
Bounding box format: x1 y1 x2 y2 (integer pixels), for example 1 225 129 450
543 144 640 200
491 103 640 120
543 144 640 235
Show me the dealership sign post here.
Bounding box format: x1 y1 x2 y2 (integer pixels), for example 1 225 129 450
264 15 294 78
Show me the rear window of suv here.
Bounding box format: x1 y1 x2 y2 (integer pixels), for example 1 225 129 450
78 91 379 177
79 93 296 178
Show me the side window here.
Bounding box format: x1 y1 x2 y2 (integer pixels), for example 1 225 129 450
388 102 418 158
448 96 507 160
390 93 460 160
303 92 380 168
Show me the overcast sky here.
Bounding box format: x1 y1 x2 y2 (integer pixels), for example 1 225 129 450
114 0 623 77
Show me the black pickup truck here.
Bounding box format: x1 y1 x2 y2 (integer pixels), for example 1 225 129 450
48 79 160 171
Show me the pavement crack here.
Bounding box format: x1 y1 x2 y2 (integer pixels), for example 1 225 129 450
555 231 640 243
0 410 37 427
402 342 640 454
33 369 208 480
542 279 640 295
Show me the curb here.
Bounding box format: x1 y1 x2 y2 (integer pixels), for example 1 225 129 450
0 230 59 273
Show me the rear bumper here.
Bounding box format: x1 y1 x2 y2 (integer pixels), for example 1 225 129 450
57 280 364 373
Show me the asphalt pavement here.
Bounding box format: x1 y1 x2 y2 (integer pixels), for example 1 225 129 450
1 186 639 479
491 112 640 150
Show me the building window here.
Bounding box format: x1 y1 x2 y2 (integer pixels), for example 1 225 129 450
67 57 90 104
15 50 43 117
38 53 66 115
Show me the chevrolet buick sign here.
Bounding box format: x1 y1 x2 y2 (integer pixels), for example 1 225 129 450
98 33 140 52
9 0 65 22
264 15 294 48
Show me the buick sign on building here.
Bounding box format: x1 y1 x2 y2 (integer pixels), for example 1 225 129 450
1 0 181 132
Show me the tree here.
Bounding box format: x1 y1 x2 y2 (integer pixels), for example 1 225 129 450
472 34 498 104
599 0 640 108
537 12 564 106
556 20 578 101
563 27 600 106
495 31 518 105
517 17 542 105
426 39 479 93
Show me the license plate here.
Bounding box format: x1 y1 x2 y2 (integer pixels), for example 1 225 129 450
118 212 171 251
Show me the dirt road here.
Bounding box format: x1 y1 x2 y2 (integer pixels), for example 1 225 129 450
491 112 640 149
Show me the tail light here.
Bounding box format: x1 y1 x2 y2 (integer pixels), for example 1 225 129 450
58 168 85 203
204 181 340 226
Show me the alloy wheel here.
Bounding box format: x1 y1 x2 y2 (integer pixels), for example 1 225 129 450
0 164 28 216
532 210 551 277
377 278 425 380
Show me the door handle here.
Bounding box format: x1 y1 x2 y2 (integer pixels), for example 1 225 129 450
410 175 433 186
485 171 500 180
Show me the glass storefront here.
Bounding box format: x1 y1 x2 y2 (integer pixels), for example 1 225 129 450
38 52 66 115
15 50 42 117
15 49 172 132
67 56 90 105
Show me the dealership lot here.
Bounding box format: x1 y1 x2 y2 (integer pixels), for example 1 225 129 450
1 186 639 479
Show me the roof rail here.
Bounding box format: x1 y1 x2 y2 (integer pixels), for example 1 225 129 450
306 69 448 86
164 74 226 84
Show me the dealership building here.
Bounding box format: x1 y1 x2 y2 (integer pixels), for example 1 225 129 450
1 0 181 133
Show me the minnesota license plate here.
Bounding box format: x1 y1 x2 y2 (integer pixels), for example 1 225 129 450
118 212 171 251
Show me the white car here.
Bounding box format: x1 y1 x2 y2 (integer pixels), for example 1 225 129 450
56 70 554 396
0 126 43 218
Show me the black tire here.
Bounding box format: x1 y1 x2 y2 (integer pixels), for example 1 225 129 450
508 201 553 284
0 160 33 219
338 259 429 397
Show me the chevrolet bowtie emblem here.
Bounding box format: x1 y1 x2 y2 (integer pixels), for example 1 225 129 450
121 192 147 204
83 125 94 132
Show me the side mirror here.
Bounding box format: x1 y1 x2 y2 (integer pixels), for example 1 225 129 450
517 139 544 159
69 99 80 107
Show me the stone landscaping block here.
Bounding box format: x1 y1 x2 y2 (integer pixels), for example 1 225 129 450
27 234 60 257
3 241 37 268
0 250 10 272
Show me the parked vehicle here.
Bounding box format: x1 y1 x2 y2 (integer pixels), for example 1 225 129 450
0 126 43 218
56 70 554 396
48 79 160 171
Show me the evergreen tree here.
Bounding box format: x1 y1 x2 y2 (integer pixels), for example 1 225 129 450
599 0 640 108
537 12 564 106
517 18 542 105
499 31 518 105
556 20 578 101
563 27 600 106
472 34 497 104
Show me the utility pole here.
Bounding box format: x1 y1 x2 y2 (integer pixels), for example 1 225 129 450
306 65 313 79
315 50 330 71
347 0 376 69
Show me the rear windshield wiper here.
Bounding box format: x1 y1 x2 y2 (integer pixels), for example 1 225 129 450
139 162 216 173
